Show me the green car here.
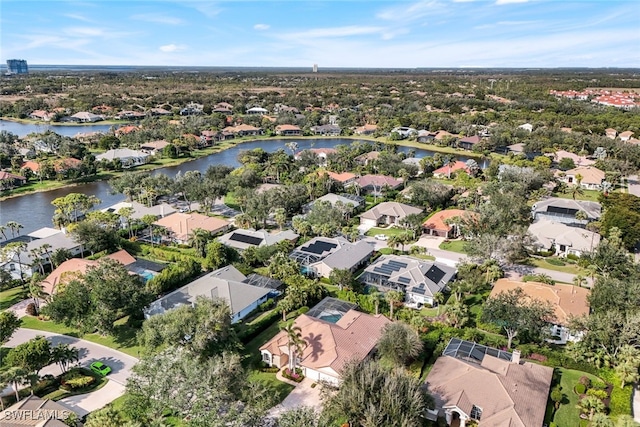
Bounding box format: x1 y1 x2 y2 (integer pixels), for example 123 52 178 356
90 361 112 376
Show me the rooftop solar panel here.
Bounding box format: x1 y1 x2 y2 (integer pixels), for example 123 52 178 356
397 276 411 284
303 240 338 255
547 206 579 216
229 232 263 246
425 265 446 284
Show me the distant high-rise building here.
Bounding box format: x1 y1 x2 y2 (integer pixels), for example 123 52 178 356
312 63 318 73
6 59 28 74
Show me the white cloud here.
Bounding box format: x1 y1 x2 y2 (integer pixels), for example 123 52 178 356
63 13 93 23
495 0 529 5
159 43 187 52
254 24 270 31
377 1 448 22
130 14 184 25
280 26 385 40
63 27 107 37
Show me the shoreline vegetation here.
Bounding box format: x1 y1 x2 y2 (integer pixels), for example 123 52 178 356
0 131 493 201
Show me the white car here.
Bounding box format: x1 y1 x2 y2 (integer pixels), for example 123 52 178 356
374 234 388 241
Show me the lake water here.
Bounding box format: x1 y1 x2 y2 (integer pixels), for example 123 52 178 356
0 119 116 137
0 123 480 235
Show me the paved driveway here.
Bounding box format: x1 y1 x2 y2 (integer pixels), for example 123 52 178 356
268 378 322 418
2 328 138 414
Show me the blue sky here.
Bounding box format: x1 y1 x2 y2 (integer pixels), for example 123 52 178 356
2 1 639 68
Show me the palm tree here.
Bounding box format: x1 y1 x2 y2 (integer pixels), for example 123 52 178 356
0 367 27 403
117 206 135 238
386 234 402 253
51 343 80 374
367 290 382 315
6 242 27 284
28 274 46 315
188 228 212 258
283 323 306 372
5 221 22 238
615 361 639 389
433 291 445 315
571 184 585 200
577 395 605 421
39 243 53 269
29 248 45 275
385 290 404 319
446 300 469 328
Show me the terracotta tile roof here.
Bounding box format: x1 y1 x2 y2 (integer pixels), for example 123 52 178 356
564 166 605 185
356 174 402 189
260 310 390 375
140 140 170 150
0 171 26 180
490 279 589 326
325 171 357 182
21 160 40 172
361 201 423 221
276 124 301 131
425 355 553 427
41 258 96 295
459 135 481 144
153 212 229 242
423 209 475 233
105 249 136 266
433 161 469 176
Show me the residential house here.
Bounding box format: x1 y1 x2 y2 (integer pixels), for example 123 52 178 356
1 231 82 280
360 202 423 228
144 265 271 323
70 111 104 122
223 124 264 136
560 166 605 190
116 110 146 120
424 338 553 426
391 126 417 138
149 107 172 116
215 102 234 111
432 161 469 179
217 228 299 251
354 151 380 166
303 193 363 213
310 124 341 136
355 174 403 196
140 140 170 155
153 212 231 244
619 131 635 142
0 395 81 427
457 135 482 150
290 236 374 278
295 148 337 166
417 130 437 143
102 201 177 223
115 125 140 137
402 157 423 174
528 220 600 257
360 254 456 307
180 102 203 116
354 124 377 135
605 128 618 139
423 209 476 238
551 150 595 167
0 171 26 190
275 124 302 136
260 302 390 385
29 109 54 121
324 171 358 187
434 130 455 142
531 198 601 227
96 148 150 168
490 279 589 344
246 107 268 115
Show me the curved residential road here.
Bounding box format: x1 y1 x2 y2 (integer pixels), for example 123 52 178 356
2 328 138 416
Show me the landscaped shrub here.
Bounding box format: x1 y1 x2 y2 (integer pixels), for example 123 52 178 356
528 353 548 363
260 362 280 373
592 379 607 390
546 258 566 266
586 389 608 400
237 310 280 343
579 376 591 388
32 375 60 396
146 258 201 295
259 299 275 312
25 302 37 316
282 367 304 382
599 369 632 417
574 383 586 394
60 370 96 391
566 253 579 261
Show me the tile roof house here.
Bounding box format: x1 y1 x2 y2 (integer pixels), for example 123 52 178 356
0 171 26 190
551 150 595 167
559 166 605 190
0 395 80 427
290 236 375 278
260 308 390 385
433 161 470 178
41 249 137 294
528 219 600 257
70 111 105 122
359 254 456 307
303 193 363 213
311 124 341 136
354 151 380 165
217 228 299 251
423 209 477 238
457 135 482 150
275 124 302 136
605 128 618 139
425 340 553 427
140 140 170 155
153 212 231 244
355 175 403 196
246 107 268 115
96 148 149 168
323 170 358 186
354 124 377 135
29 109 54 121
223 124 264 136
619 131 635 142
144 265 271 323
531 198 601 226
490 279 590 343
360 202 423 228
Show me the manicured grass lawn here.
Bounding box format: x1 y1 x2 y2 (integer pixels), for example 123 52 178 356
249 370 295 403
20 316 143 358
529 258 584 275
0 286 28 310
552 190 601 202
224 192 241 211
439 240 468 254
365 227 408 238
552 368 600 427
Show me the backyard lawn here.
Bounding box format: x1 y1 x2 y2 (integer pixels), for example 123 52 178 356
529 258 584 275
551 368 601 427
438 240 468 254
365 226 408 238
0 286 28 310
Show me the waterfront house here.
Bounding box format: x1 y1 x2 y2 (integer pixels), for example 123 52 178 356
0 171 26 190
354 124 377 135
311 124 341 136
275 124 302 136
457 135 482 150
360 202 423 228
140 140 170 155
153 212 230 244
96 148 149 168
355 174 403 196
433 161 470 179
70 111 104 122
223 124 263 137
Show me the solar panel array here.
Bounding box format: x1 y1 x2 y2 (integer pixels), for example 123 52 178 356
443 338 513 364
397 276 411 284
425 265 446 284
372 259 408 276
229 232 263 246
303 240 338 255
547 206 579 216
